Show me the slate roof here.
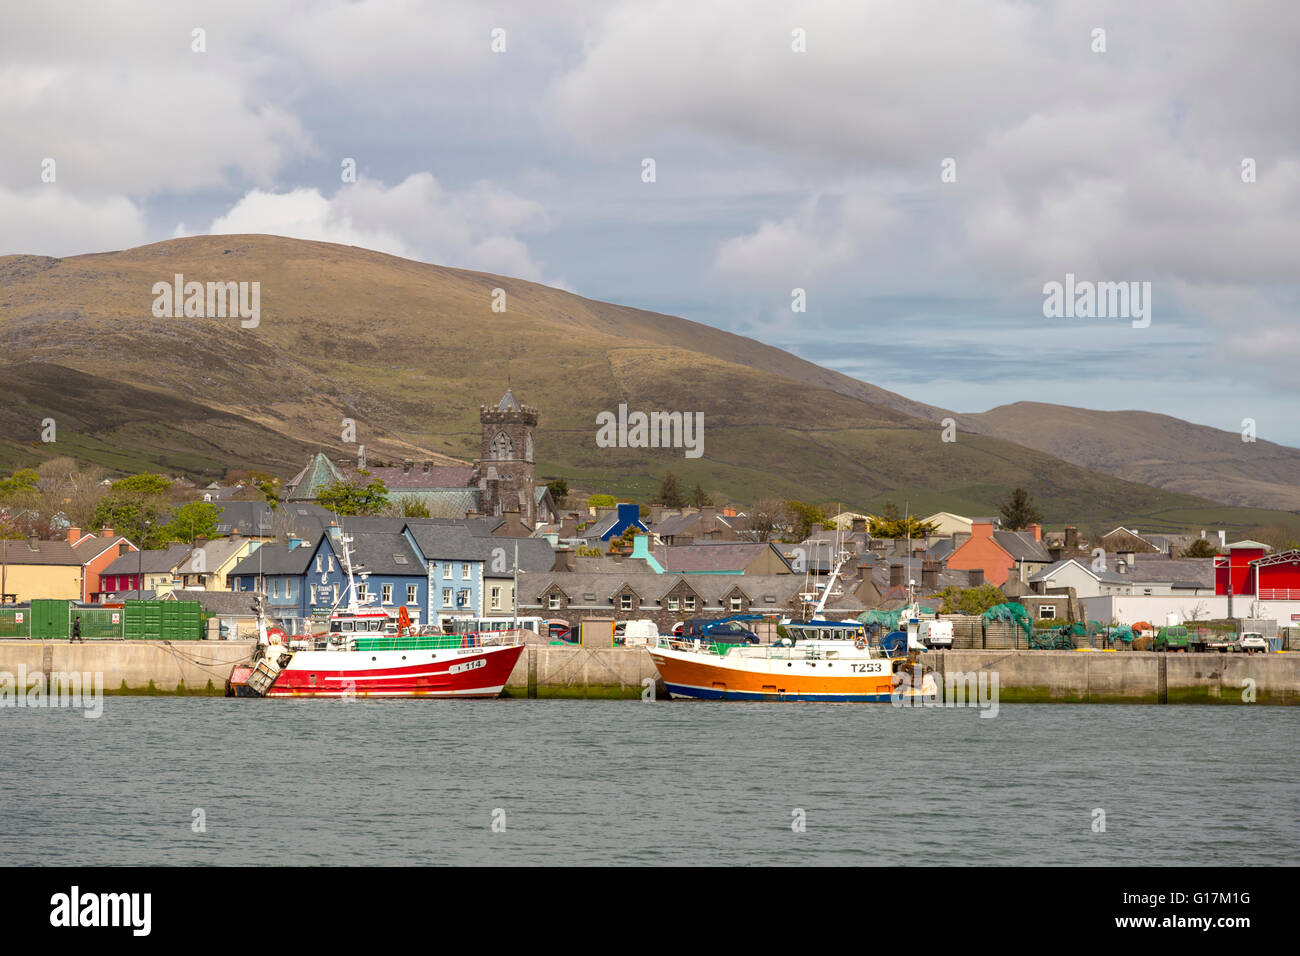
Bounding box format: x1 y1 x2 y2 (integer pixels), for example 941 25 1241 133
363 465 475 489
286 452 345 501
175 538 253 575
993 530 1052 563
166 590 261 616
229 542 316 577
1029 555 1215 589
0 538 83 565
102 543 192 576
343 531 424 577
653 542 788 573
522 572 803 608
215 501 277 536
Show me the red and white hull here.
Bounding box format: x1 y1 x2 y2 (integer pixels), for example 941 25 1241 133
238 643 524 698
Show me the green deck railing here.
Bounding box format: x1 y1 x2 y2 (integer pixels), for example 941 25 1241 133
349 634 493 652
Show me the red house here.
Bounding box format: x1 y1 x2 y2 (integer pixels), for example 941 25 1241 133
1251 549 1300 601
1214 540 1270 596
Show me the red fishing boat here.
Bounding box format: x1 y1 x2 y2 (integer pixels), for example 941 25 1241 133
229 533 525 699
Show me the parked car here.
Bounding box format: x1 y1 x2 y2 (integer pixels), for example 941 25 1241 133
615 619 659 646
1153 625 1196 652
682 617 760 644
1239 632 1269 654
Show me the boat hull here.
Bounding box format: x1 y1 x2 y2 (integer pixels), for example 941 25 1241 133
255 643 524 698
648 646 900 702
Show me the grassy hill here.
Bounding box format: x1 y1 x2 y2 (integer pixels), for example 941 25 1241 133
962 402 1300 512
0 234 1295 533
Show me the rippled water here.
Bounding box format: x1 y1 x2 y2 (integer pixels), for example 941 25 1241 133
1 698 1295 865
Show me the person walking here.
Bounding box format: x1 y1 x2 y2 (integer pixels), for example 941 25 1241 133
71 615 83 643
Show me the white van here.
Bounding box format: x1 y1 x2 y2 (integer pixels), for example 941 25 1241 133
617 619 659 646
918 619 954 649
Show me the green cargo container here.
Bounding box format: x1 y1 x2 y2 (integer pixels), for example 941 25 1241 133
31 599 70 640
123 599 203 640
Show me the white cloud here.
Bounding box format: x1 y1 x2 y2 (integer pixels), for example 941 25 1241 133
0 187 147 257
192 172 560 284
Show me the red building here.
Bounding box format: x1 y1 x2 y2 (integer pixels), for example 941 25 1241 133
1213 540 1269 596
1252 549 1300 601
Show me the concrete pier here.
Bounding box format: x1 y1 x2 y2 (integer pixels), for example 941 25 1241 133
1 641 1295 703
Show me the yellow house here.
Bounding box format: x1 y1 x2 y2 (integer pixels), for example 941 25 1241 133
172 536 260 592
0 537 86 601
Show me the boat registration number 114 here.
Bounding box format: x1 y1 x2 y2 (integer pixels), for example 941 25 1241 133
450 658 488 675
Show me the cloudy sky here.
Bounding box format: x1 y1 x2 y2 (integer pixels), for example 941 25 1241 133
3 1 1297 444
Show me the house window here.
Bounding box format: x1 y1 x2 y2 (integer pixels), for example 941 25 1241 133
620 594 633 611
441 562 451 578
549 593 561 610
1039 605 1056 619
730 595 743 612
442 588 452 607
667 596 679 611
315 556 322 573
357 582 369 602
271 579 279 598
462 563 472 580
407 584 418 604
287 579 296 599
382 584 394 604
683 595 696 612
491 587 501 610
458 589 470 607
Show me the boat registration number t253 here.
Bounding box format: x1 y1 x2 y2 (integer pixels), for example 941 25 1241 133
450 658 488 675
850 662 886 674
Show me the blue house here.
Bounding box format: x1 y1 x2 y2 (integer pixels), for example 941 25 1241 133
403 524 488 628
229 527 430 631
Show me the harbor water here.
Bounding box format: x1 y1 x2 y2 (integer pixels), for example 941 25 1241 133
1 699 1295 866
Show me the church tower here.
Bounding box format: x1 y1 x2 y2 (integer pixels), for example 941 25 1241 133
474 389 538 525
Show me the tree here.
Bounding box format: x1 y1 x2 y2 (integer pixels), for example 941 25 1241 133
317 478 390 516
868 514 939 539
545 478 568 500
653 472 686 508
93 473 173 548
160 501 222 545
689 484 713 508
786 500 830 541
587 494 617 509
1181 538 1220 558
0 469 40 502
936 584 1009 615
390 495 431 518
998 487 1043 530
748 499 789 543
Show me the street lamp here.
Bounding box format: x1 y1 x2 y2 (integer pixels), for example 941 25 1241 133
137 517 151 598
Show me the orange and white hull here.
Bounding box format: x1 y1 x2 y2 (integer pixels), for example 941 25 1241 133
648 644 902 702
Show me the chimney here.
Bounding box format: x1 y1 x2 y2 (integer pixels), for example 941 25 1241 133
1048 545 1063 562
194 536 209 549
921 560 938 590
66 526 82 545
971 521 995 539
100 526 114 538
967 568 984 587
1029 523 1042 541
1118 550 1134 574
889 563 904 588
700 505 717 526
851 516 867 535
1064 526 1079 550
